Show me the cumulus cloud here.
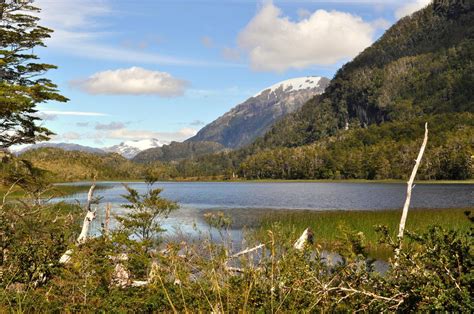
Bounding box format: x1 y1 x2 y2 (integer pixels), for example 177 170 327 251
70 67 189 96
76 122 90 127
395 0 431 19
237 2 376 72
95 122 126 130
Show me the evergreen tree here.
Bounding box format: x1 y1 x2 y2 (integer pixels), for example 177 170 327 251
0 0 68 149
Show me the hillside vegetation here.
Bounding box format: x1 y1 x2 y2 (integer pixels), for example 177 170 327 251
18 148 146 181
258 0 473 148
133 141 225 164
168 1 474 181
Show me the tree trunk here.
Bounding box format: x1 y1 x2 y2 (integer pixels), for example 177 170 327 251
396 123 428 259
60 183 97 264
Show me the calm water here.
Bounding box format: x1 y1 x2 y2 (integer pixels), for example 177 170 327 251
57 181 473 237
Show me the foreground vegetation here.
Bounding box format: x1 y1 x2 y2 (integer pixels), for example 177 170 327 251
1 192 472 311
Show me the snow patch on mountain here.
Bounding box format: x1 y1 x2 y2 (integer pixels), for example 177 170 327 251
254 76 323 97
104 138 167 159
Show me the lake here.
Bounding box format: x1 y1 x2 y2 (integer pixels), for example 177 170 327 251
57 181 473 238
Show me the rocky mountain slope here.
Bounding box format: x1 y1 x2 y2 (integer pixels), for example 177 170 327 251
187 76 330 149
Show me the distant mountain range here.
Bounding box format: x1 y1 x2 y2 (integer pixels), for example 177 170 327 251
15 77 330 163
15 138 166 159
14 143 107 155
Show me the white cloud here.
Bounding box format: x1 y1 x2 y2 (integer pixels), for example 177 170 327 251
60 132 82 141
70 67 188 96
237 2 377 72
41 110 107 117
190 120 206 127
35 0 239 68
53 127 197 144
103 127 197 142
95 122 126 130
395 0 431 19
35 112 58 121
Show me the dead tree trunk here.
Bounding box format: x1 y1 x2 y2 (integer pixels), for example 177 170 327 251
293 228 314 250
60 183 97 264
395 123 428 259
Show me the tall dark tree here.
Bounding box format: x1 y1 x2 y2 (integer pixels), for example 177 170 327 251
0 0 68 149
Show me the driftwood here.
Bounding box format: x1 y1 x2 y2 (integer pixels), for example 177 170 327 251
395 123 428 260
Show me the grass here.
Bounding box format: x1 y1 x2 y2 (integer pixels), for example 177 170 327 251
255 207 473 259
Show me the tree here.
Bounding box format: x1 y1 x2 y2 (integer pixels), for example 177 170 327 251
0 0 68 149
117 177 178 251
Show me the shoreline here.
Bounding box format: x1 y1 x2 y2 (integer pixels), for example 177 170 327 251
53 178 474 185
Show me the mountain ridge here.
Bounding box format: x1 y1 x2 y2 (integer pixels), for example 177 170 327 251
185 76 330 149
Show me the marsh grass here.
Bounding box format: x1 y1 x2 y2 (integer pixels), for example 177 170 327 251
256 208 473 259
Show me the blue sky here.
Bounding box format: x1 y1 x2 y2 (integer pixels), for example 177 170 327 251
33 0 431 147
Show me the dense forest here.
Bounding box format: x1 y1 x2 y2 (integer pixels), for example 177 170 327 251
133 140 225 163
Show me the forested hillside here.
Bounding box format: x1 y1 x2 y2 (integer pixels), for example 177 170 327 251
133 141 226 163
257 0 474 148
19 148 148 181
169 0 474 180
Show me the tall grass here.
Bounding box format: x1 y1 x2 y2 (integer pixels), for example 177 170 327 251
257 208 473 259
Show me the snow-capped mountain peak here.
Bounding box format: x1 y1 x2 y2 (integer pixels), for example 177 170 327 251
105 138 167 159
254 76 323 97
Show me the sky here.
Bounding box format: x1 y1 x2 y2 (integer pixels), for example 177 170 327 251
31 0 431 148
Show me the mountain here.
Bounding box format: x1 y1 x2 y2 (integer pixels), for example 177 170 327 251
169 0 473 181
256 0 474 148
133 141 225 163
133 76 329 164
14 142 106 155
186 76 330 149
104 138 166 159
